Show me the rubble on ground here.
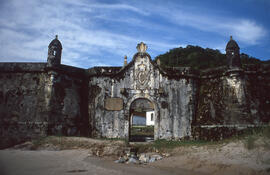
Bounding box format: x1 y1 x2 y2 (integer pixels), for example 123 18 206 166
114 152 170 164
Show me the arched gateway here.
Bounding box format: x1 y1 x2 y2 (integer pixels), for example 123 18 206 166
88 42 196 141
128 97 158 142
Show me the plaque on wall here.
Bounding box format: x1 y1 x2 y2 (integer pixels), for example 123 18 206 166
104 98 123 111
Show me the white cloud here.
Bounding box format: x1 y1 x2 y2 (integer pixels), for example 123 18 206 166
0 0 267 68
84 3 150 16
0 0 178 68
227 20 267 44
149 4 267 45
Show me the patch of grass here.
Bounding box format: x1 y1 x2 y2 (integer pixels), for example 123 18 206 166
262 126 270 139
29 126 270 152
153 139 212 149
244 135 256 150
250 126 270 139
263 158 270 165
132 127 270 153
130 126 154 136
30 136 127 150
98 137 125 141
31 136 75 150
97 137 127 146
31 136 48 149
131 139 216 153
237 126 270 150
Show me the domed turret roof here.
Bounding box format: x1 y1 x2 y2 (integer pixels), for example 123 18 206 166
49 35 62 49
226 36 239 50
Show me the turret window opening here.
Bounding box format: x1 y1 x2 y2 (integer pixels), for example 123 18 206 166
53 50 57 56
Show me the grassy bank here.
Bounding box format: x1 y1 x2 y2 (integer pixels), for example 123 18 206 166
132 126 270 153
12 126 270 154
130 126 154 136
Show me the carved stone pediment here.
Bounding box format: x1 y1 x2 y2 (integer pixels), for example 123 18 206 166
134 57 151 89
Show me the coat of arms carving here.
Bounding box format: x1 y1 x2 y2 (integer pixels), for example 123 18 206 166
135 61 150 89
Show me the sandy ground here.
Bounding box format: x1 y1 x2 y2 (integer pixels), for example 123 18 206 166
0 149 197 175
0 137 269 175
150 142 270 175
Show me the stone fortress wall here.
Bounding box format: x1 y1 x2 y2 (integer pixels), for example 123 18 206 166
194 66 270 140
0 62 89 148
0 36 269 148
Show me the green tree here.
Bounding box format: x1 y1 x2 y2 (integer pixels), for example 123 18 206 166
155 45 266 70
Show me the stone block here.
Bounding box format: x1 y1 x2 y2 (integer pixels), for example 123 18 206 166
104 98 123 111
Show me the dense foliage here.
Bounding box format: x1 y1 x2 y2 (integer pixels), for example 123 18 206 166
155 45 267 70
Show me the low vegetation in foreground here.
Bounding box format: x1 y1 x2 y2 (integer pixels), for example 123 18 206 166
6 126 270 174
10 126 270 153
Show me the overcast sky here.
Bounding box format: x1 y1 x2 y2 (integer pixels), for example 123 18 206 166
0 0 269 68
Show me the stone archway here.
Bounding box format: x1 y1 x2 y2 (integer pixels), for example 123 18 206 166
126 95 160 142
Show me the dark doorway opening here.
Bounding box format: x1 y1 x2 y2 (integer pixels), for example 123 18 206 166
129 98 155 142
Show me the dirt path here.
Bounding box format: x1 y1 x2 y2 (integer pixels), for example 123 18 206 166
0 150 198 175
1 136 269 175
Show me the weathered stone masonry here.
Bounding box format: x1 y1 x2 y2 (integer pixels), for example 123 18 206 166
88 44 198 140
0 36 269 148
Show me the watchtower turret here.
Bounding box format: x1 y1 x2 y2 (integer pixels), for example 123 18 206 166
47 35 62 67
226 36 241 68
